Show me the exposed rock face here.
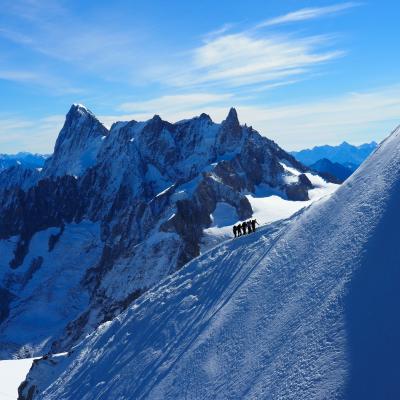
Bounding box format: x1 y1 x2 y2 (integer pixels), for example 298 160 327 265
217 107 243 154
43 104 108 177
0 105 315 358
285 173 313 201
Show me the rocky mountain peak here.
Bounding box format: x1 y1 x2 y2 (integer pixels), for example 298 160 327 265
62 104 100 130
43 104 109 177
59 104 108 142
199 112 212 122
69 103 93 116
216 107 243 154
224 107 239 127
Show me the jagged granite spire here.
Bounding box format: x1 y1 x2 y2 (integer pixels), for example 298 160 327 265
216 107 243 154
43 104 109 177
225 107 239 126
199 112 212 122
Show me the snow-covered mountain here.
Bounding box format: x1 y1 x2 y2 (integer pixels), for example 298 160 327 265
0 153 47 172
0 104 333 360
43 105 108 177
291 140 377 167
0 165 41 193
0 153 48 193
309 158 354 183
19 124 400 400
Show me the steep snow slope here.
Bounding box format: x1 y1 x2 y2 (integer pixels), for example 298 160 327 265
20 125 400 399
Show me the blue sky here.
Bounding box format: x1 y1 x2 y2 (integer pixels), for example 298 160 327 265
0 0 399 153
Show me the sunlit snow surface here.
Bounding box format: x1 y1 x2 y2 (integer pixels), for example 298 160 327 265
0 358 36 399
201 170 338 252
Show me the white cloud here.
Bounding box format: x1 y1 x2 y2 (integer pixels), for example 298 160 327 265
0 114 64 153
234 86 400 150
257 2 360 28
118 93 235 113
0 70 39 83
0 0 148 85
147 2 360 91
0 0 354 93
0 69 82 94
152 29 343 91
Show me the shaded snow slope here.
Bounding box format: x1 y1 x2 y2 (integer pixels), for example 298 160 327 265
21 125 400 399
0 221 102 359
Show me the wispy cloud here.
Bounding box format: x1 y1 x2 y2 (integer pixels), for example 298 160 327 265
202 23 235 40
0 0 356 94
0 68 83 94
235 85 400 149
0 114 64 153
153 32 343 90
0 69 39 83
118 93 235 113
257 2 360 28
0 0 149 87
148 3 360 91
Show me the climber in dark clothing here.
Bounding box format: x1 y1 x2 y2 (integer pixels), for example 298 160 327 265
247 220 253 233
241 221 247 235
251 219 259 232
233 225 237 238
237 224 242 236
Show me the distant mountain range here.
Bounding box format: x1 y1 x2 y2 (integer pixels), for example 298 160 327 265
291 141 377 167
0 152 47 171
0 153 48 194
291 141 378 182
309 158 355 183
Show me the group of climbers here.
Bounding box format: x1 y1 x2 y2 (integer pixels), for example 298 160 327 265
233 219 259 237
